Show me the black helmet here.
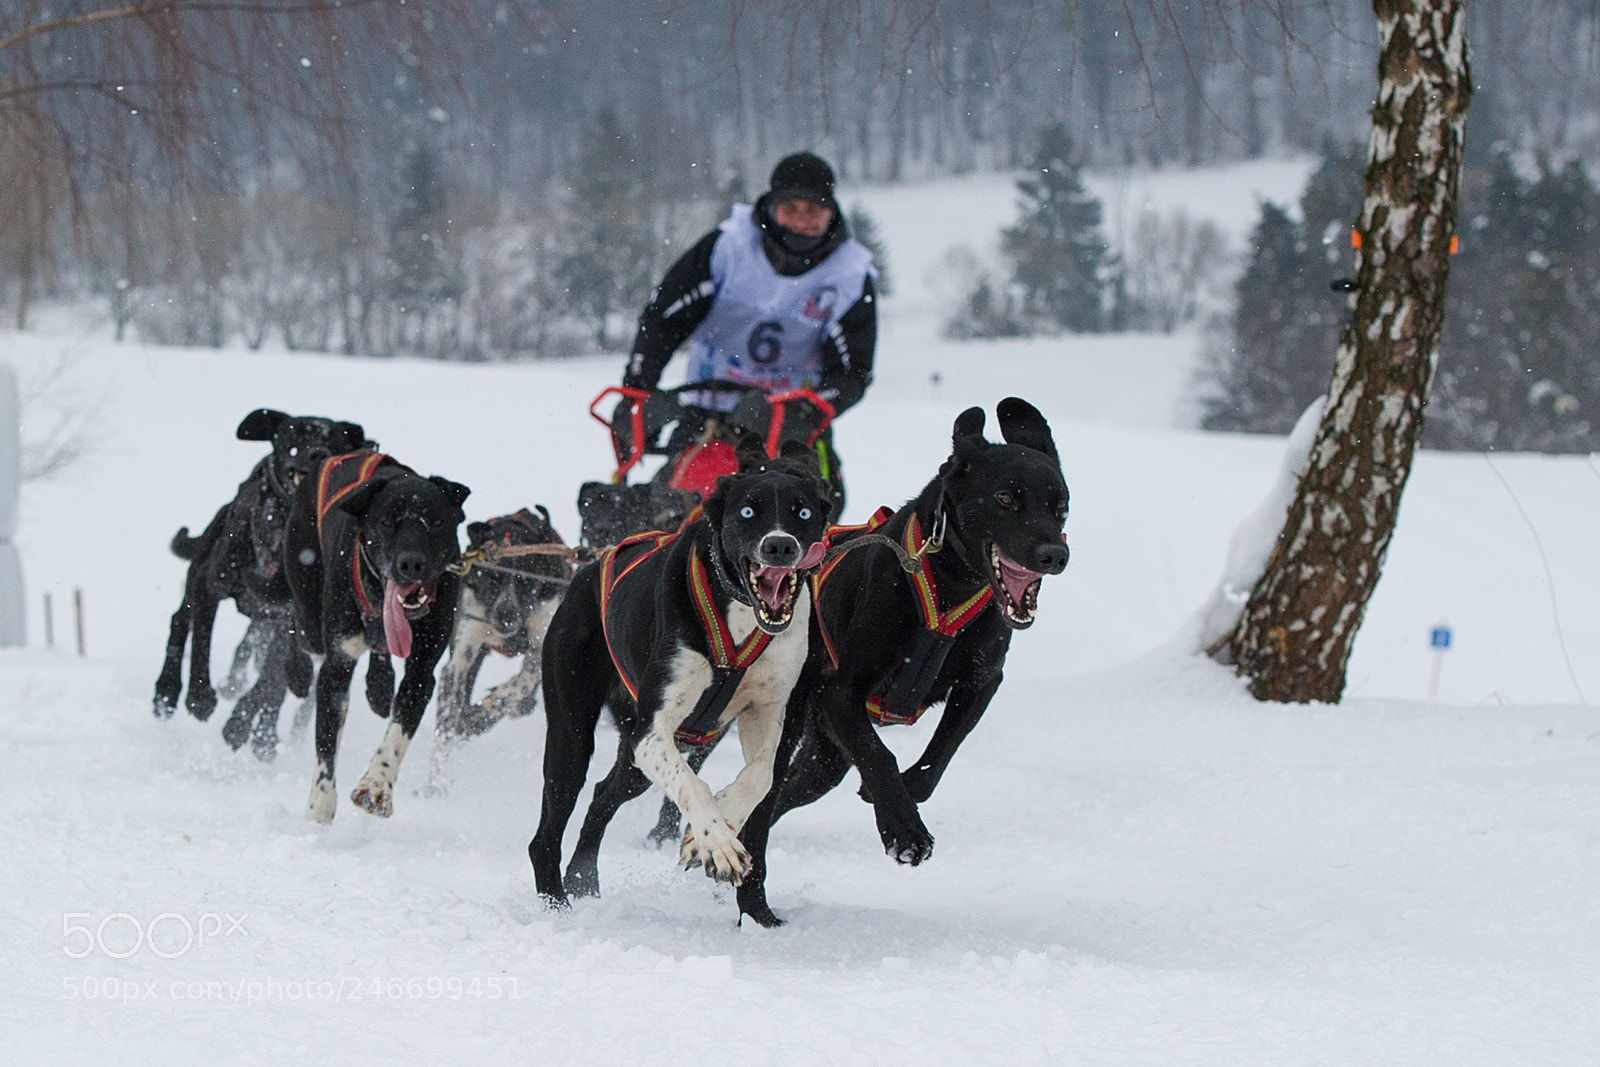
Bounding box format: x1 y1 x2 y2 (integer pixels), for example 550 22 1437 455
756 151 846 275
766 151 838 214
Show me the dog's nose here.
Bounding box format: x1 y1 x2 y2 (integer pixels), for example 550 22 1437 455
757 532 801 567
490 598 524 638
394 551 429 583
1034 541 1069 574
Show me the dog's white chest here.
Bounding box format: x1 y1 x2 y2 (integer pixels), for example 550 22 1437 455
721 587 810 715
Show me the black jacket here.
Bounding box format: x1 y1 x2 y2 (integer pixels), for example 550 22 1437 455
623 220 878 415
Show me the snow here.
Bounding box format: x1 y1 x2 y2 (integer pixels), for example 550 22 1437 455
5 159 1600 1063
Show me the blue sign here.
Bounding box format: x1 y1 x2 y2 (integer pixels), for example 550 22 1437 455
1430 626 1452 651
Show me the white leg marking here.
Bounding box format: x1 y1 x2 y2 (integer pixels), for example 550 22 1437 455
435 606 491 733
480 600 557 721
351 719 412 818
631 648 751 882
306 773 337 824
715 588 810 829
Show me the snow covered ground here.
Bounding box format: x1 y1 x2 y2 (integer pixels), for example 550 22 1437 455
5 160 1600 1063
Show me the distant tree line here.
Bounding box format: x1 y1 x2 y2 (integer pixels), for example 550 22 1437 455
1200 119 1600 453
944 123 1225 340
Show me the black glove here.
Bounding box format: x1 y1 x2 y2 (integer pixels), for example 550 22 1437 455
726 392 775 440
611 396 639 461
778 395 827 445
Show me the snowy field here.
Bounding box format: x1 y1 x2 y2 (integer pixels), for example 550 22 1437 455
5 160 1600 1063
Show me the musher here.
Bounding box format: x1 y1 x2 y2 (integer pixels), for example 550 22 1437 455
620 151 878 516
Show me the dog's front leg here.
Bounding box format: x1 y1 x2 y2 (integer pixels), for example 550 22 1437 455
711 697 783 833
353 619 448 818
306 647 357 823
820 676 935 865
432 622 488 739
632 653 750 883
479 599 557 725
900 671 1002 804
478 651 542 726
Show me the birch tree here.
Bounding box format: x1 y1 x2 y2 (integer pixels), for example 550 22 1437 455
1214 0 1471 702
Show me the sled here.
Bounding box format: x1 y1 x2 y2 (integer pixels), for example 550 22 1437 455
576 380 835 548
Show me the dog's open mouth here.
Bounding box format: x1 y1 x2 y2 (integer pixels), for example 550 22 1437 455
382 579 436 658
744 560 803 633
987 543 1044 629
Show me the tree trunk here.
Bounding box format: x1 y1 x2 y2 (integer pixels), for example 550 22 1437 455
1216 0 1470 703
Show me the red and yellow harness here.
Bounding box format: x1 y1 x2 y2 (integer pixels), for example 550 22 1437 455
814 508 992 725
314 451 400 618
597 521 775 744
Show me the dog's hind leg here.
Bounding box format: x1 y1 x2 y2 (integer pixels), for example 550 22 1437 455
645 739 716 847
529 573 607 907
306 651 355 823
566 732 655 898
736 694 810 928
771 725 853 820
183 586 221 721
153 593 193 718
365 652 395 718
217 620 263 700
240 623 294 761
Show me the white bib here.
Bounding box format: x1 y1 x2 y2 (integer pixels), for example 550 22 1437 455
684 204 874 409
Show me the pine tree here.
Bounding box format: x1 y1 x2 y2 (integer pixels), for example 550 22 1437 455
388 141 462 322
555 107 660 350
1201 203 1329 432
1430 149 1600 452
1200 138 1362 432
999 124 1109 333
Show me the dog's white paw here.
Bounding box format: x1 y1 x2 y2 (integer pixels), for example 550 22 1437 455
679 820 749 884
479 692 517 722
306 778 337 824
351 777 394 818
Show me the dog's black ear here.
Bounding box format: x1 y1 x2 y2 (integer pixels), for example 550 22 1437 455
996 397 1059 462
236 408 288 441
700 473 731 531
952 406 986 443
733 433 770 473
777 438 825 481
336 481 383 518
429 476 472 512
332 421 367 453
467 521 492 544
941 406 989 478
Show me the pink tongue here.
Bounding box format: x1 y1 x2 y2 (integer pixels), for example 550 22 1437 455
997 552 1043 606
382 581 417 659
799 541 826 569
754 566 793 613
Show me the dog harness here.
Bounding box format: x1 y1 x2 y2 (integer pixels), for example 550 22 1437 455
314 451 404 618
598 526 774 744
815 508 993 725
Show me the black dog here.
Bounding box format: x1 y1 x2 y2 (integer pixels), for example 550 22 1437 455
153 409 368 759
735 398 1070 927
530 447 832 908
284 451 470 822
424 508 573 787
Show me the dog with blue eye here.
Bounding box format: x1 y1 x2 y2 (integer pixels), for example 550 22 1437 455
529 441 832 909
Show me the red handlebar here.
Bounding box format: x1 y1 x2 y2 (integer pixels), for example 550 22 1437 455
588 386 651 482
586 384 838 485
763 388 836 458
